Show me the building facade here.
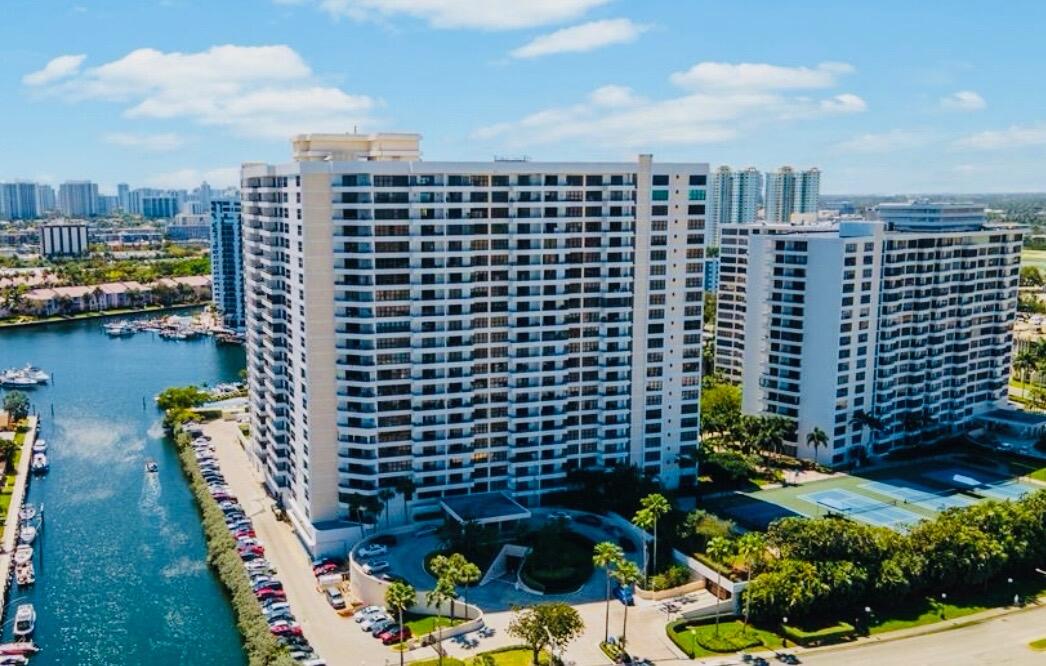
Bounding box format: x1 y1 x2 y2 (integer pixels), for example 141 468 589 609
57 181 99 218
0 182 40 220
740 218 1022 465
764 167 820 223
210 199 245 332
40 222 89 258
242 133 708 555
707 166 761 245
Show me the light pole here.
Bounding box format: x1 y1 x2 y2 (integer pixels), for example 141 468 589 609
782 616 788 648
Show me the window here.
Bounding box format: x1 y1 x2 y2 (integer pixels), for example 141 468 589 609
652 190 669 201
688 189 706 201
652 175 669 186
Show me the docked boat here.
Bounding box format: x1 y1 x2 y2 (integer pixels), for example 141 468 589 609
20 365 49 384
103 321 135 336
11 604 35 639
18 525 36 545
31 453 48 474
0 372 39 389
17 505 36 522
15 562 34 587
31 439 46 454
0 654 29 665
0 643 39 656
145 459 158 473
13 546 32 566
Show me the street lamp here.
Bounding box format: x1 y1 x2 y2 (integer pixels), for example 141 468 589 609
781 616 789 648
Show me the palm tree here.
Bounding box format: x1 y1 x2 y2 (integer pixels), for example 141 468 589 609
1014 350 1036 384
635 492 670 585
610 560 642 649
705 536 734 637
805 427 829 465
453 556 481 620
385 580 417 666
850 409 884 449
592 541 625 642
425 576 456 666
394 476 417 523
378 488 396 528
736 532 765 632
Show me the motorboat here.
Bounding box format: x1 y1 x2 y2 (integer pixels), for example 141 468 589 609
31 454 48 474
103 321 135 336
20 365 49 384
0 643 39 656
0 371 38 389
0 654 29 665
31 439 46 453
15 562 34 586
13 546 32 566
18 525 36 545
145 459 158 473
18 505 36 522
11 604 35 638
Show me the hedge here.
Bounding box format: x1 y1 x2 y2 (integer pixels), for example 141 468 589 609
172 426 295 666
780 621 855 647
692 551 736 579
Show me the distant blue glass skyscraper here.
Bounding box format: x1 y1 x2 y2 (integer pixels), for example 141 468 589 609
210 198 244 332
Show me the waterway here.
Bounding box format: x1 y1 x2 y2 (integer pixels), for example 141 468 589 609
0 314 247 665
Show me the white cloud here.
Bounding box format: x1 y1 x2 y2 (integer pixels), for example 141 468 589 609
955 124 1046 150
939 90 986 111
22 54 86 86
834 129 930 153
669 61 853 91
103 132 186 152
473 60 863 148
315 0 609 30
145 167 240 190
510 19 647 59
24 45 376 140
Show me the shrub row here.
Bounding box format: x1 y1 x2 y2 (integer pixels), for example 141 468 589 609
780 621 855 647
647 564 692 592
171 427 295 666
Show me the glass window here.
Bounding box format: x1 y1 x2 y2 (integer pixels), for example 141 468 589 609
652 190 669 201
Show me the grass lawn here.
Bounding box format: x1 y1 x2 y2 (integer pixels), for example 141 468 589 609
409 647 549 666
403 612 466 637
667 619 783 658
1030 638 1046 651
1022 249 1046 270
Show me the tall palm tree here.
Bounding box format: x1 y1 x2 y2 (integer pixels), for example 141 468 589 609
592 541 625 642
705 536 734 637
425 577 456 666
805 427 829 464
636 493 670 585
737 533 765 632
610 560 642 649
378 488 396 528
394 475 417 523
1014 350 1036 384
385 580 416 666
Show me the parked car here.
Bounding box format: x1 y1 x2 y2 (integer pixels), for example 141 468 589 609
324 588 346 610
380 625 412 645
359 614 390 632
354 605 384 622
370 618 395 636
357 543 388 559
362 560 390 575
547 511 572 522
613 584 635 606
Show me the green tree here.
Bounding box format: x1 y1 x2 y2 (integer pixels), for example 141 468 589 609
0 439 18 475
394 475 417 523
609 560 642 648
705 536 735 636
424 576 456 666
737 532 765 630
385 580 416 666
378 488 396 527
1020 265 1043 287
592 541 625 642
805 427 829 464
2 391 30 421
155 385 209 411
700 383 742 442
634 492 671 584
506 602 585 666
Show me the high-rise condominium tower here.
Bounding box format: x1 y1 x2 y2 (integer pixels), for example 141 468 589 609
764 167 820 223
0 182 40 220
57 180 99 218
707 166 761 244
740 211 1021 466
210 198 245 332
242 133 708 554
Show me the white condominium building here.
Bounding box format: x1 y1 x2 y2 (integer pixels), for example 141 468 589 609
875 201 986 230
39 222 89 258
57 180 99 218
707 166 761 244
714 222 831 382
764 167 820 223
242 133 708 555
741 217 1022 466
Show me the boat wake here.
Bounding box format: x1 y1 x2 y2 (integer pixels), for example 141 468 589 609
147 420 166 440
138 474 189 548
161 556 207 579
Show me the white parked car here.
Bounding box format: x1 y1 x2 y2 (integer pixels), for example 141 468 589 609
354 605 384 623
362 560 390 575
357 543 388 559
359 613 389 631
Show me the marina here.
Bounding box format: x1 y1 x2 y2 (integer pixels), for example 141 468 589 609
103 311 243 344
0 317 246 665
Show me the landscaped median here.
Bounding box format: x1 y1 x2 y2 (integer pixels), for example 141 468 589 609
170 424 295 666
666 619 783 659
408 645 551 666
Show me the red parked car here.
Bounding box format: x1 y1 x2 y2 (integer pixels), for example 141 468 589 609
379 626 412 645
256 588 286 601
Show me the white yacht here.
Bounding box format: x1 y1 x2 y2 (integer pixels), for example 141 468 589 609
12 604 35 639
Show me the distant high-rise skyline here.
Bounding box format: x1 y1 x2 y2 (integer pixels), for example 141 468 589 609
707 166 761 244
764 167 820 223
57 180 99 218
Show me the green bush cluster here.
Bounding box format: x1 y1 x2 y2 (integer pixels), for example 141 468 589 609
780 621 855 646
648 564 692 591
172 428 295 666
743 490 1046 625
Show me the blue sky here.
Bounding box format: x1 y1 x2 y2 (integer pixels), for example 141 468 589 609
2 0 1045 194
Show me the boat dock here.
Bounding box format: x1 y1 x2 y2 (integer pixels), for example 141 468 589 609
0 416 38 620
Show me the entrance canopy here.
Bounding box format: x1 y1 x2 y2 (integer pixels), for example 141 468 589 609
440 492 532 526
975 408 1046 438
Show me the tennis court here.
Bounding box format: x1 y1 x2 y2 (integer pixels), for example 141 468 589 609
704 456 1044 532
798 488 923 530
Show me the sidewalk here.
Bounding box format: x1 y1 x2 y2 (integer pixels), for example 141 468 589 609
0 416 37 619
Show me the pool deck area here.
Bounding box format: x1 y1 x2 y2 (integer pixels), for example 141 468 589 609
705 454 1046 532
